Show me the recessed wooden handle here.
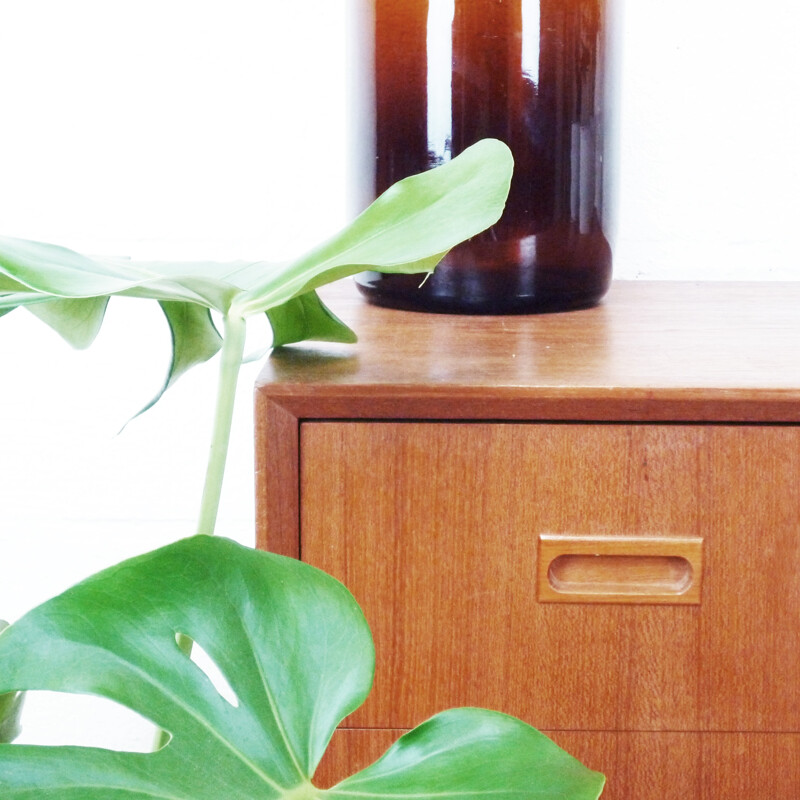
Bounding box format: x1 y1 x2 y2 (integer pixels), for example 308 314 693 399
538 535 703 605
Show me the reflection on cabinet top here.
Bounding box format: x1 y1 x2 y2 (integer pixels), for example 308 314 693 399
255 280 800 422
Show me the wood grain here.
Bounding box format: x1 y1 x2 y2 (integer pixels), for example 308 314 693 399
299 422 800 732
254 281 800 798
255 279 800 424
538 534 703 604
253 397 299 557
255 280 800 554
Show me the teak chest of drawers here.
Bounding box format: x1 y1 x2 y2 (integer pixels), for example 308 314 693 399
254 280 800 798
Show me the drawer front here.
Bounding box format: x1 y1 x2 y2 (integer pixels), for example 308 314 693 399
299 422 800 732
314 728 800 799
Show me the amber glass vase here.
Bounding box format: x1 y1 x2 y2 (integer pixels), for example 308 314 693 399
355 0 618 314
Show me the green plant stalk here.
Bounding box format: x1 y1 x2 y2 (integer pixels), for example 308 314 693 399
195 311 247 538
153 312 246 752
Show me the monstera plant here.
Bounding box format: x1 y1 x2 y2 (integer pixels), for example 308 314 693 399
0 139 605 798
0 536 604 798
0 622 23 746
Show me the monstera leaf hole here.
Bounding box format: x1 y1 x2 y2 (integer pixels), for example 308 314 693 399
180 634 240 709
12 691 158 753
0 538 605 798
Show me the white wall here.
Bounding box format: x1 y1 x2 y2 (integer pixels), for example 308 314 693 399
1 0 799 751
617 1 800 279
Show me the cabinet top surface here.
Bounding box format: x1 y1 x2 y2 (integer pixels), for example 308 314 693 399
255 280 800 420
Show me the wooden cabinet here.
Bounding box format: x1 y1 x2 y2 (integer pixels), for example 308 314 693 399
255 281 800 798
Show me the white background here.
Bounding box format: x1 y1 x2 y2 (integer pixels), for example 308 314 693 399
1 0 799 751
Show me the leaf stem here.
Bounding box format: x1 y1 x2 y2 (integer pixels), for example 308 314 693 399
153 312 246 752
195 312 247 537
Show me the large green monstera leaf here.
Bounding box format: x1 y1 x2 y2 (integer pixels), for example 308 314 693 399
0 139 513 412
0 536 605 799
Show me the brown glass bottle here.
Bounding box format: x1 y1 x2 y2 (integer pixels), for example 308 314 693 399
355 0 617 314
